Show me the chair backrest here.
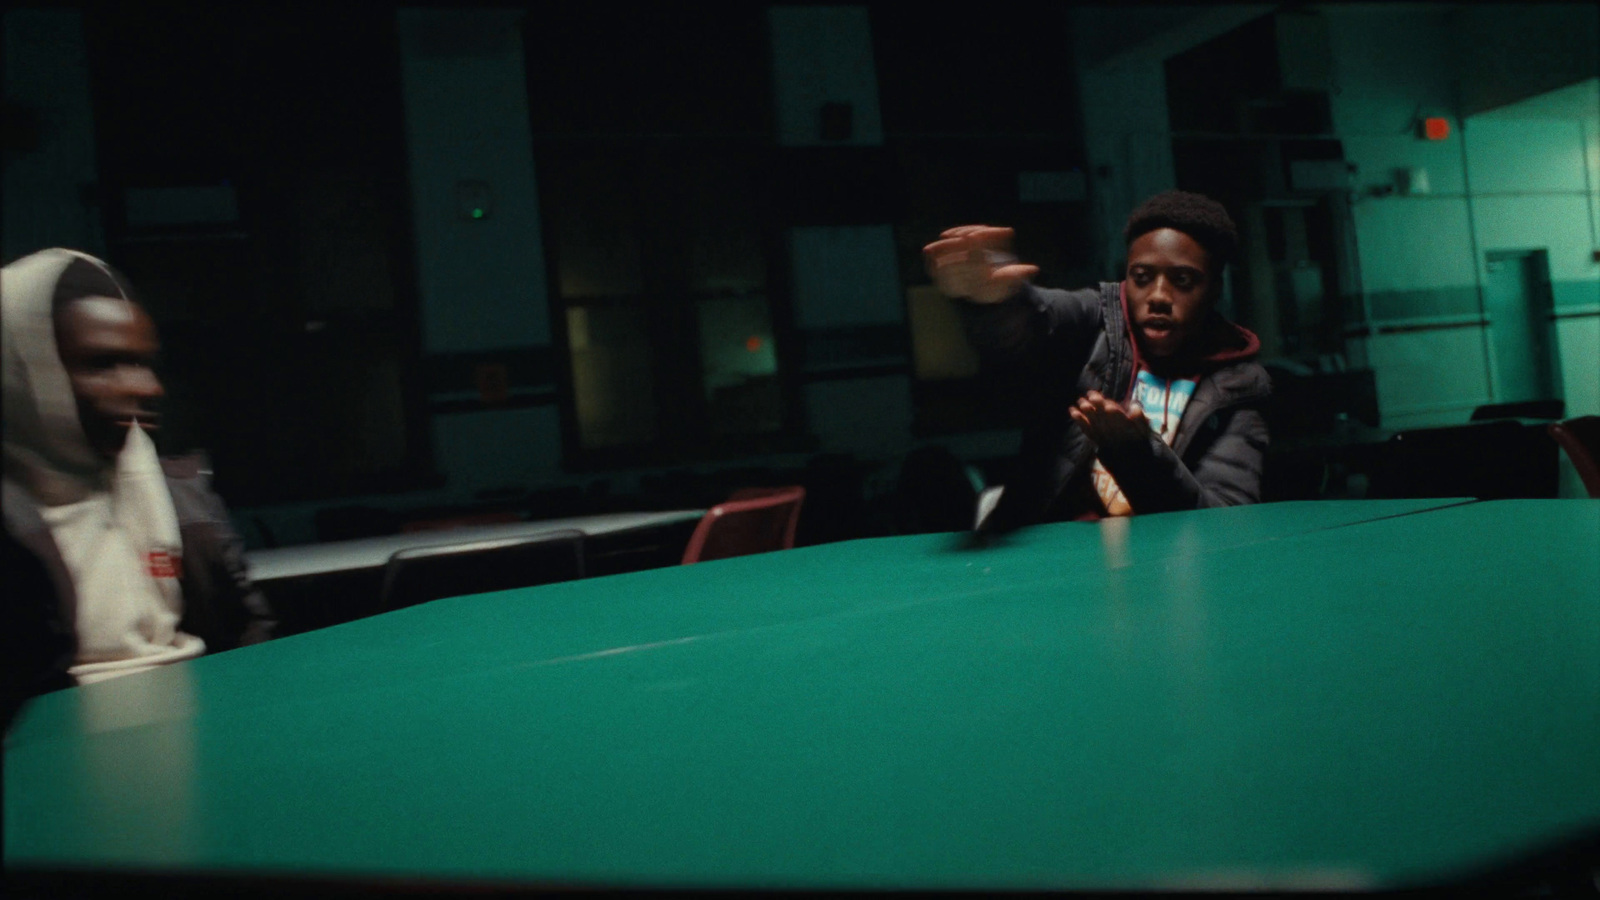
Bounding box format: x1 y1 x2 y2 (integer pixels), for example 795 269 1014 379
1549 416 1600 499
1470 399 1565 421
1369 420 1559 500
681 487 804 565
891 445 979 535
380 529 585 611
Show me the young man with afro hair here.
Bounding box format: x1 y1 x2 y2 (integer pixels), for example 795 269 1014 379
924 190 1271 530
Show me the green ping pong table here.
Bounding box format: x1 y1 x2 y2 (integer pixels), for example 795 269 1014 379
6 499 1599 892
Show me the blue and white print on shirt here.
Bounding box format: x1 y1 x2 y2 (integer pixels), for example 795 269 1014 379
1090 370 1197 516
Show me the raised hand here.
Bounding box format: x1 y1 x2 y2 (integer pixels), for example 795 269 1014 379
1070 391 1152 449
922 225 1040 304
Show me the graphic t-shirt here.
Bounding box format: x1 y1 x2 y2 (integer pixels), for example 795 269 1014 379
1090 369 1196 516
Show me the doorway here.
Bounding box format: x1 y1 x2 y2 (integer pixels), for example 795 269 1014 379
1483 250 1560 404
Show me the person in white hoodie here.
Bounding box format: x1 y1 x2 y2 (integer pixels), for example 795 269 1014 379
3 248 274 729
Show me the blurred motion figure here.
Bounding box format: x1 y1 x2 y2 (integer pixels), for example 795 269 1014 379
2 249 273 728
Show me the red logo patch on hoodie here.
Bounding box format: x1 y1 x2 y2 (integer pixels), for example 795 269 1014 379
148 550 182 579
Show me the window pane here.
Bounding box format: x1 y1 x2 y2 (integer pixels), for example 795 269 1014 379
568 304 658 448
697 294 781 436
682 156 767 294
549 157 644 299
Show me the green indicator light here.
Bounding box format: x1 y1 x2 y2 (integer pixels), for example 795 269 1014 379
472 208 485 219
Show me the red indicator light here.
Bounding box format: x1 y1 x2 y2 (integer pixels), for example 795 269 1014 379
745 336 763 353
1422 117 1450 141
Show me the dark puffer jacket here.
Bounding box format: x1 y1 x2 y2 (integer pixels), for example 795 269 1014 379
2 454 275 729
961 281 1272 531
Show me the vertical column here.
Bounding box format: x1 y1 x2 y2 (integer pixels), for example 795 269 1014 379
1076 60 1177 279
769 6 884 149
769 7 912 460
2 9 101 261
397 8 562 493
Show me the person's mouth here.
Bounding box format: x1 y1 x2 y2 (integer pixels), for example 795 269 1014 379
114 415 161 431
1141 318 1176 338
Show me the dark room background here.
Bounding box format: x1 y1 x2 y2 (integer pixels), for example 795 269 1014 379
4 2 1596 545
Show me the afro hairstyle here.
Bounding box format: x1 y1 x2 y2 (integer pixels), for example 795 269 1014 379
1123 190 1238 271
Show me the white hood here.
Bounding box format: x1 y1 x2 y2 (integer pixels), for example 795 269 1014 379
2 248 130 505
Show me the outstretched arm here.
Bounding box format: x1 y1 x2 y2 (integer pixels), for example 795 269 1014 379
927 225 1103 372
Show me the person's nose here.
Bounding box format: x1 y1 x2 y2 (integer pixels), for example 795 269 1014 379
121 365 165 402
1146 276 1173 311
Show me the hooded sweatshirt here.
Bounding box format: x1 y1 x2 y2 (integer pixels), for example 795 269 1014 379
2 249 204 684
961 279 1271 529
1091 286 1262 516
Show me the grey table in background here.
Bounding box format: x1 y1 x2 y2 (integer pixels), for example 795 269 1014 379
244 509 706 635
246 509 706 582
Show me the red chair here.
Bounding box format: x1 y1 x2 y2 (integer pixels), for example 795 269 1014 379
1548 416 1600 498
681 486 805 565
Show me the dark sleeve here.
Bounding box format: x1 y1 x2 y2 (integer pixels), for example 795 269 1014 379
2 528 76 734
959 283 1103 376
202 509 277 649
1094 405 1270 514
169 472 277 650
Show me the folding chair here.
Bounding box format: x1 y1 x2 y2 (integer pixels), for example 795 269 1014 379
379 529 585 611
1548 416 1600 498
681 487 804 564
